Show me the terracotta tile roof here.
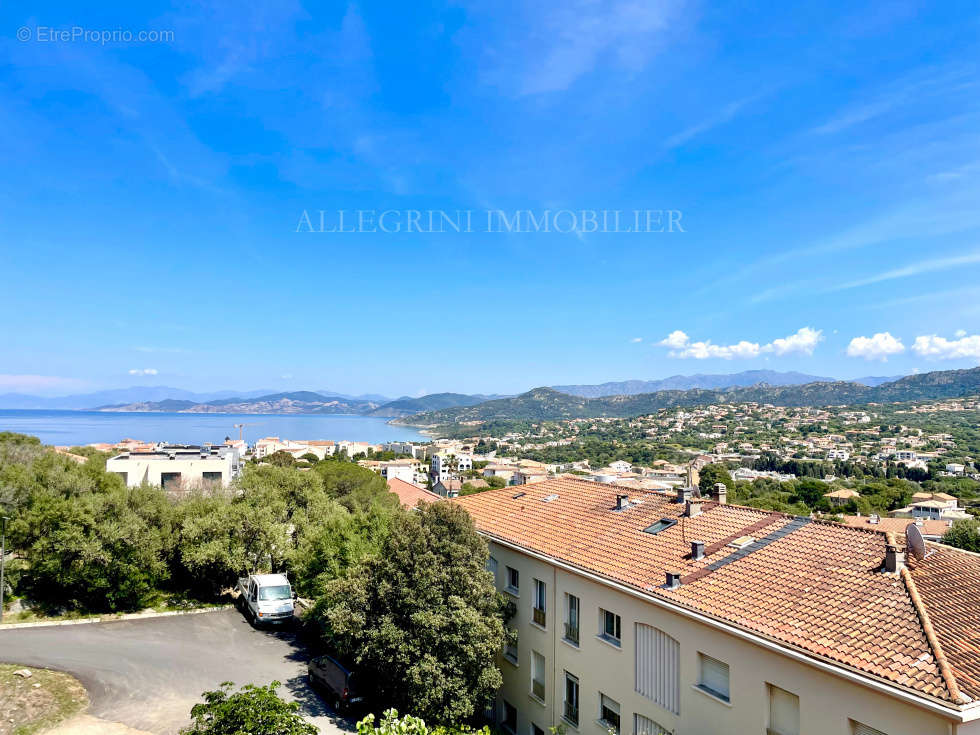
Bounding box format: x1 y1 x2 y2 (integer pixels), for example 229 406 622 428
456 477 980 707
838 515 953 538
387 478 441 508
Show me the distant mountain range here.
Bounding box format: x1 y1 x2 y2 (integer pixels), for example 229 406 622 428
0 386 392 410
0 372 914 418
551 370 904 397
87 391 498 417
397 367 980 427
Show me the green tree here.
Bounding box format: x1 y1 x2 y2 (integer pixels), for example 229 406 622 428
180 681 316 735
313 502 505 725
942 519 980 553
357 709 490 735
698 463 734 495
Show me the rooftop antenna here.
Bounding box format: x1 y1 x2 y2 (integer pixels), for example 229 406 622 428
905 524 937 562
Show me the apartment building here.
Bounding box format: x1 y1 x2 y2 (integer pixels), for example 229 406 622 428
106 444 241 490
431 452 473 481
457 478 980 735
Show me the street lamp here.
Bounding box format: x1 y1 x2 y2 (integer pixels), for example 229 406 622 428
0 516 9 623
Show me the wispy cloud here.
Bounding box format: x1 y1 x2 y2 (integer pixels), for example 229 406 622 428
833 250 980 291
472 0 691 96
811 66 976 135
0 375 87 392
630 337 643 343
664 96 756 149
128 368 159 376
134 346 185 354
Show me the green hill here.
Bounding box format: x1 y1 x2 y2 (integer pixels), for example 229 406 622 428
396 367 980 427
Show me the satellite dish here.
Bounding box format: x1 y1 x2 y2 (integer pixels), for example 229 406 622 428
905 523 936 561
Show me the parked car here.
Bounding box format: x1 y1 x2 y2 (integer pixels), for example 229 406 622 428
307 655 365 713
236 573 295 625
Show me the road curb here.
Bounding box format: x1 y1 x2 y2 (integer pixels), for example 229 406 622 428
0 605 233 630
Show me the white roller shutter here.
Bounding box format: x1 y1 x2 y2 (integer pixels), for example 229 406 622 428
635 623 680 715
768 685 799 735
633 713 668 735
851 723 888 735
698 654 730 701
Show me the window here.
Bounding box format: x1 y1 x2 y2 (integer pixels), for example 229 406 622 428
599 693 621 733
531 651 546 701
850 722 888 735
767 685 799 735
563 673 579 726
203 471 223 482
599 608 622 646
635 623 680 715
696 653 730 703
506 566 520 594
642 518 677 535
633 714 668 735
502 701 517 734
532 579 546 626
504 635 519 665
564 594 580 645
531 725 545 735
487 556 499 578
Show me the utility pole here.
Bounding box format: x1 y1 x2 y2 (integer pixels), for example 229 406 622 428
0 516 9 623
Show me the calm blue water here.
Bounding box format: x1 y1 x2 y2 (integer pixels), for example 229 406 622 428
0 410 425 447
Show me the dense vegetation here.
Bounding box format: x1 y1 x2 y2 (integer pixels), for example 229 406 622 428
399 367 980 427
312 502 505 724
0 431 509 726
0 432 400 612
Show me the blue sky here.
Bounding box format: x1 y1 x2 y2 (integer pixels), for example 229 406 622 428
2 1 980 397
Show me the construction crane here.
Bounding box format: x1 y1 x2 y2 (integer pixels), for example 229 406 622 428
233 422 259 442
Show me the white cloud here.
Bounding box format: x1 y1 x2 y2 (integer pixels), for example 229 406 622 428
846 333 906 361
912 334 980 361
128 368 159 376
658 327 821 359
765 327 824 356
281 373 294 379
955 329 967 338
630 337 643 343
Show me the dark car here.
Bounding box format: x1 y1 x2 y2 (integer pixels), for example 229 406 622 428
307 655 365 713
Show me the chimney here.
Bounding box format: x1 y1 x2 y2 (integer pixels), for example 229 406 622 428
685 499 702 517
676 486 691 504
615 494 630 510
714 482 728 505
691 540 705 560
665 571 682 589
884 543 905 573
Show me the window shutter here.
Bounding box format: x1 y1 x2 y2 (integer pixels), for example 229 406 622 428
633 714 668 735
700 655 730 700
635 623 680 715
768 685 799 735
851 723 888 735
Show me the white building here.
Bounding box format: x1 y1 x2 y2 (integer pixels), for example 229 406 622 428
826 449 850 461
107 444 241 490
431 453 473 481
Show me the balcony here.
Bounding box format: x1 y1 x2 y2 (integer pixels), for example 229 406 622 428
532 607 546 627
563 622 579 645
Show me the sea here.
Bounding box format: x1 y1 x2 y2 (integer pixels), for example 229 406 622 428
0 410 425 447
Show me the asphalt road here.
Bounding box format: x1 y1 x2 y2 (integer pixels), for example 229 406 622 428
0 609 356 735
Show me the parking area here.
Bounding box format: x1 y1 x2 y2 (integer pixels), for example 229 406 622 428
0 609 356 735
